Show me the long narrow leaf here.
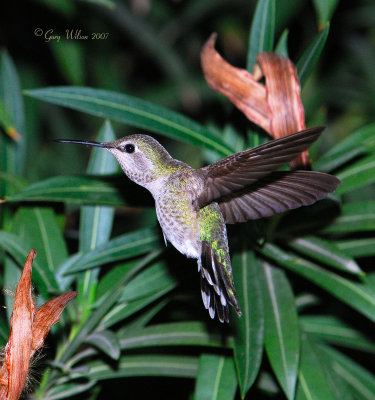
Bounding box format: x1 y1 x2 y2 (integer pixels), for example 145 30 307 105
337 154 375 194
4 175 127 205
77 120 117 322
79 121 117 251
312 0 339 26
247 0 275 71
118 322 225 349
100 284 173 329
194 354 237 400
62 227 161 274
296 334 336 400
56 250 161 364
0 231 59 297
25 87 233 156
297 24 329 87
85 330 120 360
320 344 375 399
300 315 375 353
335 238 375 258
45 381 97 400
322 201 375 234
286 236 362 275
0 50 25 171
120 260 179 302
77 355 198 380
259 244 375 322
232 250 264 398
260 262 299 400
14 207 68 284
275 29 289 57
315 123 375 172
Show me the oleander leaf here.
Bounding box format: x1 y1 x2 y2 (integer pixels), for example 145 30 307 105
25 86 233 156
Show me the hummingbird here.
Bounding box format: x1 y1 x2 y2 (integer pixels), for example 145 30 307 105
56 126 340 323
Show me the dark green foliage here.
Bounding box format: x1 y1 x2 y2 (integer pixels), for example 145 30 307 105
0 0 374 399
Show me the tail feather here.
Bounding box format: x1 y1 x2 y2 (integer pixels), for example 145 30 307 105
199 241 241 323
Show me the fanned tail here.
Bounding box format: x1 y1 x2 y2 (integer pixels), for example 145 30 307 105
199 241 242 323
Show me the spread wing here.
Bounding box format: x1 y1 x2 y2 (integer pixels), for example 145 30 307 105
218 171 341 224
197 127 325 208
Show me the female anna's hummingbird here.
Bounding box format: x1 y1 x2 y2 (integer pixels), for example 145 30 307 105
56 127 340 323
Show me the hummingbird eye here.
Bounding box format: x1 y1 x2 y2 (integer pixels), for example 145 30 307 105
124 143 135 153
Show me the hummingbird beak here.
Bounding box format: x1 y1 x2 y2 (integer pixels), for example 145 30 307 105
54 139 113 149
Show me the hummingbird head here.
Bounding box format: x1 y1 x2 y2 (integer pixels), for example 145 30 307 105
56 134 186 188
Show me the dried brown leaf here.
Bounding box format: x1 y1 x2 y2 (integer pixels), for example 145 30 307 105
201 34 311 168
31 291 77 356
201 33 270 133
0 251 77 400
4 250 36 400
258 53 309 167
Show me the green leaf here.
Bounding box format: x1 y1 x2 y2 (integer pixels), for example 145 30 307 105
85 330 120 360
79 355 198 380
77 120 117 322
45 381 97 400
335 238 375 258
300 315 375 353
0 50 24 135
312 0 339 26
296 334 336 400
120 260 179 302
62 227 160 274
79 121 117 251
326 123 375 156
275 29 289 57
0 50 25 199
259 244 375 323
337 154 375 194
297 23 329 88
259 262 299 400
14 207 68 283
320 344 375 399
100 284 172 329
118 322 225 349
0 98 18 139
119 299 168 333
315 123 375 172
0 231 59 297
57 250 161 364
322 201 375 234
95 259 138 300
50 40 85 86
194 354 237 400
0 171 27 192
232 250 264 398
286 236 362 275
247 0 275 71
25 86 233 156
5 175 127 205
78 0 115 9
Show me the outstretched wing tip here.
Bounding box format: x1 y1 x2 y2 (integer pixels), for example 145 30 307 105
197 126 330 208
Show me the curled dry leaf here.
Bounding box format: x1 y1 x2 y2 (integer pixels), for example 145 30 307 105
0 249 77 400
201 33 310 168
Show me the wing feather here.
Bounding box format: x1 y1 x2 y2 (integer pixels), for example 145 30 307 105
219 171 340 223
197 127 325 207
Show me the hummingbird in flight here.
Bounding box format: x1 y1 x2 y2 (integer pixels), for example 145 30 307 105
56 127 340 323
